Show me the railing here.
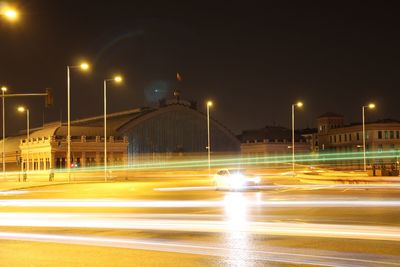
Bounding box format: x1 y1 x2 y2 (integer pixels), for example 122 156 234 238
20 135 128 145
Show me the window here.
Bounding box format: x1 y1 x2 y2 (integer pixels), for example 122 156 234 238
397 131 400 139
390 131 394 139
339 135 341 142
349 134 352 141
344 134 347 142
356 133 360 141
378 131 382 139
385 131 389 139
334 136 337 143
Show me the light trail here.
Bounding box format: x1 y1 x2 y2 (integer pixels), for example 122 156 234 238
0 213 400 242
2 198 400 208
2 149 399 175
0 190 29 195
0 231 399 266
154 184 400 192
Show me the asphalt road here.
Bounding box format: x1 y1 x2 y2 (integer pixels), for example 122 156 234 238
0 175 400 266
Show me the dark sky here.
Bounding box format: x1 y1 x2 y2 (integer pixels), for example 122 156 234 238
1 1 400 135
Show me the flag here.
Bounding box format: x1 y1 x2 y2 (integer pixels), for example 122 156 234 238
176 72 182 82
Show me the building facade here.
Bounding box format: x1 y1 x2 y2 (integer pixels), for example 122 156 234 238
315 113 400 153
239 126 310 156
1 101 240 172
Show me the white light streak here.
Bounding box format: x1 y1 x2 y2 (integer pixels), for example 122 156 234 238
0 232 399 266
1 198 400 208
0 213 399 242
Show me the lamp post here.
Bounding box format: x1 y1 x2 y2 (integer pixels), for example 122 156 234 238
103 75 122 182
1 86 6 178
292 101 303 175
362 103 375 172
206 101 213 176
66 62 89 181
17 106 29 175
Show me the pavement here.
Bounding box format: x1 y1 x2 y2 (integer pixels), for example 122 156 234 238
0 172 400 266
298 169 400 184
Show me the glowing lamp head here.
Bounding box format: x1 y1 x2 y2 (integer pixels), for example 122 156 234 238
79 62 89 71
2 8 19 21
1 86 7 92
114 75 123 83
17 106 25 113
207 101 213 107
296 101 303 108
368 103 376 109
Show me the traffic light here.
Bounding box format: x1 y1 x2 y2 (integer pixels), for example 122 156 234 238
45 88 53 108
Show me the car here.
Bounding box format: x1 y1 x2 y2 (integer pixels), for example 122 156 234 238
213 168 261 190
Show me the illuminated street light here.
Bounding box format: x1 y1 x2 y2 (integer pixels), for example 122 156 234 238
114 75 123 83
17 106 29 177
67 61 90 181
1 6 19 22
103 75 123 182
206 101 213 176
362 103 376 172
292 101 303 175
1 86 6 178
80 63 89 71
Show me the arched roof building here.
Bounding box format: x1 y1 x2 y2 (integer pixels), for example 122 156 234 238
1 101 240 171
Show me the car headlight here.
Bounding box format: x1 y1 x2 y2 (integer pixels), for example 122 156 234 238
230 174 245 189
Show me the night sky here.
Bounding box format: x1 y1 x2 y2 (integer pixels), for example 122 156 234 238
1 1 399 136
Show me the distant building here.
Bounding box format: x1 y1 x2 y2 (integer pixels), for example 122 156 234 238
314 112 400 153
239 126 310 156
0 100 240 172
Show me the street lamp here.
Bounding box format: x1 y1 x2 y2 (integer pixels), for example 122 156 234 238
67 62 90 181
17 106 29 175
103 75 123 182
362 103 375 172
1 86 7 178
292 101 303 175
206 101 213 176
0 6 19 22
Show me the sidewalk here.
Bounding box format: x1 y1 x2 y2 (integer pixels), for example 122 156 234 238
298 172 400 184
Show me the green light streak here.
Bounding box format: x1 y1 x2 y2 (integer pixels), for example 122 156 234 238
5 149 399 176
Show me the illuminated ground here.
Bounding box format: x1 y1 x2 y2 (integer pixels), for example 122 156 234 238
0 174 399 266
